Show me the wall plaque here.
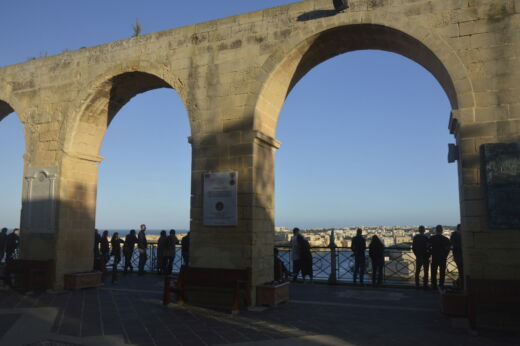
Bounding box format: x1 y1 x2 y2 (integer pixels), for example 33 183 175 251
22 166 58 233
481 142 520 228
203 171 238 226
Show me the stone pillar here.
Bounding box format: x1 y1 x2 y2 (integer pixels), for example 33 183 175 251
51 153 101 288
189 130 280 304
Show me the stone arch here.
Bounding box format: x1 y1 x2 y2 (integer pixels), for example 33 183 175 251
253 23 474 138
64 64 190 158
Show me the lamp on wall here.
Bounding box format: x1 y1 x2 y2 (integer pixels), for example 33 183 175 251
333 0 349 12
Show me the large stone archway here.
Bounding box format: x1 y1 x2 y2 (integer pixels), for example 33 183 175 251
0 0 517 306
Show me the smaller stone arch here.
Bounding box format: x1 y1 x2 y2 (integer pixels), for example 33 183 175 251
65 69 190 159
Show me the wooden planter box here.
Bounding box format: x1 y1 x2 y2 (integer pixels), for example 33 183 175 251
441 291 467 317
64 271 103 290
256 282 290 307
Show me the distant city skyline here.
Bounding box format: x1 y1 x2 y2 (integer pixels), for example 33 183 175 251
0 1 460 229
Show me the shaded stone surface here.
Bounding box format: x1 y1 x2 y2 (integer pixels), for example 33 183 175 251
0 274 517 345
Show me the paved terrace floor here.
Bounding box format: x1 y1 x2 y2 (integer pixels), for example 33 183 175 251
0 273 517 346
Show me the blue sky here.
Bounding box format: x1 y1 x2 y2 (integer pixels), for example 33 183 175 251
0 1 460 229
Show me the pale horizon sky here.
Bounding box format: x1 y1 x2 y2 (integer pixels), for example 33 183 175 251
0 1 461 230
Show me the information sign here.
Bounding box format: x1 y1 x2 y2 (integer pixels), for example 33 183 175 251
203 171 238 226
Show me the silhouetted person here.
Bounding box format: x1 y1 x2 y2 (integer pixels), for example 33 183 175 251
137 224 148 275
430 225 451 290
94 229 101 258
0 228 8 263
123 230 137 273
300 233 313 283
110 232 124 283
290 228 303 282
274 248 290 282
412 225 430 289
451 224 463 288
110 232 124 268
369 235 384 287
157 230 169 274
100 230 110 266
166 229 179 274
351 228 366 285
181 232 190 266
5 229 20 262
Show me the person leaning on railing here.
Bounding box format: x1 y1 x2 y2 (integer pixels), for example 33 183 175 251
429 225 451 291
100 230 110 266
0 228 7 263
351 228 367 285
123 229 137 273
412 225 430 289
157 230 169 275
368 235 384 287
166 230 180 275
137 224 148 276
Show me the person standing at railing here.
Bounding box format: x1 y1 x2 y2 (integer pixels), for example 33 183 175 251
166 229 180 274
4 228 19 262
0 228 7 263
369 235 385 287
100 231 110 266
300 233 313 283
351 228 366 285
412 225 430 289
157 230 169 274
450 224 463 288
123 229 137 274
94 229 101 258
137 224 148 276
110 233 124 268
290 228 303 282
430 225 451 291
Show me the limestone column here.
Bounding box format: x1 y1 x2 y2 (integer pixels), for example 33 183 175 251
189 130 280 303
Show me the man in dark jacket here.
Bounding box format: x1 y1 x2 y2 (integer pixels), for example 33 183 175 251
94 229 101 258
100 231 110 265
430 225 451 290
137 224 148 275
123 229 137 273
412 225 430 289
5 228 20 261
351 228 366 285
0 228 8 263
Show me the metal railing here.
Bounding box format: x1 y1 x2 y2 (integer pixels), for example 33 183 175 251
275 245 460 286
8 242 458 287
104 243 185 273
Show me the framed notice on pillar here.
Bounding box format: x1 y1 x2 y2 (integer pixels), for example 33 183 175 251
203 171 238 226
481 142 520 228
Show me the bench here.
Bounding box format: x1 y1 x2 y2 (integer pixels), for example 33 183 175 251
163 266 251 313
3 259 53 292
